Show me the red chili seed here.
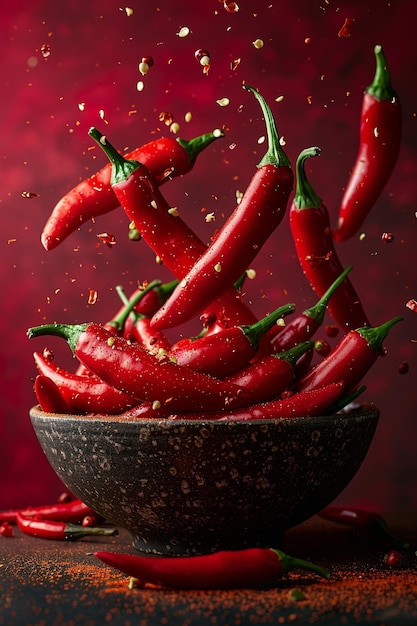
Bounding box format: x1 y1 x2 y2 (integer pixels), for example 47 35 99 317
381 232 395 244
383 550 402 567
398 361 409 375
338 18 355 38
194 48 211 66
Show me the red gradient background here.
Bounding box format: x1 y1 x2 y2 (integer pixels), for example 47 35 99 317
1 1 416 511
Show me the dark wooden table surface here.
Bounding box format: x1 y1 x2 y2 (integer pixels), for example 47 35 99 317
1 513 416 625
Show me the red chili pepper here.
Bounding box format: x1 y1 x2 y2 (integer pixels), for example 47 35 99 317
34 374 71 414
16 512 117 541
41 130 224 250
292 316 403 395
289 146 370 331
88 128 257 329
169 303 295 378
33 351 141 415
224 340 313 404
319 507 409 550
150 84 293 330
95 547 329 589
28 322 254 413
1 498 98 525
265 265 353 354
333 45 401 242
0 522 14 537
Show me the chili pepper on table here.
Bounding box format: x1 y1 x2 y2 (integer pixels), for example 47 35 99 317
292 316 403 395
95 547 329 590
41 130 224 251
151 84 293 331
224 340 313 404
265 265 353 354
289 146 370 332
33 351 141 415
16 512 117 541
1 498 98 525
168 302 295 378
27 322 254 412
34 374 71 414
88 128 257 329
0 522 14 537
333 45 401 242
318 506 410 550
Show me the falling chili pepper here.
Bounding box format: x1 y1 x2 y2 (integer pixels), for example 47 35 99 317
88 127 258 329
150 84 293 330
33 352 140 415
1 498 99 525
292 316 403 395
333 45 401 242
289 146 370 331
319 507 409 550
168 303 295 378
95 547 329 589
27 322 254 413
41 130 224 250
16 512 117 541
265 265 353 354
224 340 313 404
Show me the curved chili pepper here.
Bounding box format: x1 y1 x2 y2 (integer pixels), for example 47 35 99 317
88 128 257 328
27 322 254 412
292 316 403 395
224 340 313 404
33 351 141 414
1 499 98 525
289 146 370 331
318 506 409 550
34 374 71 414
265 265 353 354
333 45 401 242
151 84 293 330
95 547 329 589
169 303 295 378
16 512 117 541
41 130 224 250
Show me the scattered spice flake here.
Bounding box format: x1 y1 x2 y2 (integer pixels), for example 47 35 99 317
139 56 154 76
136 81 145 92
398 361 409 375
231 58 241 71
359 232 366 241
195 49 211 72
406 298 417 313
184 111 192 123
304 37 311 44
205 212 215 223
216 97 230 107
304 251 333 267
246 268 256 280
152 400 162 410
125 7 134 16
381 231 395 244
213 128 225 138
214 262 222 273
307 95 313 105
338 18 355 38
168 207 179 217
177 26 190 38
21 191 40 198
97 232 116 247
78 102 86 111
252 38 264 49
40 43 51 58
159 111 174 126
88 289 98 305
223 1 239 13
7 239 17 245
275 95 284 103
170 122 180 134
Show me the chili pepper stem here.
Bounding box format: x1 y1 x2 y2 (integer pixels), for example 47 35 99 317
243 85 291 168
241 302 295 349
63 524 118 540
271 549 330 579
294 147 322 210
367 45 397 102
109 279 162 331
303 265 353 324
88 128 140 184
358 316 403 351
177 130 225 164
28 323 89 353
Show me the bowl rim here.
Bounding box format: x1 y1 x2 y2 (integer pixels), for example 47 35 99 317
30 402 379 427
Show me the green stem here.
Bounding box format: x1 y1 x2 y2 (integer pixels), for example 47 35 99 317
366 45 397 102
241 303 296 350
271 549 330 579
325 385 367 414
108 279 162 330
294 146 322 210
243 85 291 168
27 323 88 354
65 524 118 540
358 316 403 353
177 129 225 164
303 265 353 325
88 127 140 185
274 340 314 368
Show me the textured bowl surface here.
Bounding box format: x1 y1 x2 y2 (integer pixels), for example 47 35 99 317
30 404 379 556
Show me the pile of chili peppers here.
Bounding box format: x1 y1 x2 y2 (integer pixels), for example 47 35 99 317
27 45 403 422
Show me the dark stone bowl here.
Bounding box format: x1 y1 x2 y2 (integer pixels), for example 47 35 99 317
30 404 379 556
